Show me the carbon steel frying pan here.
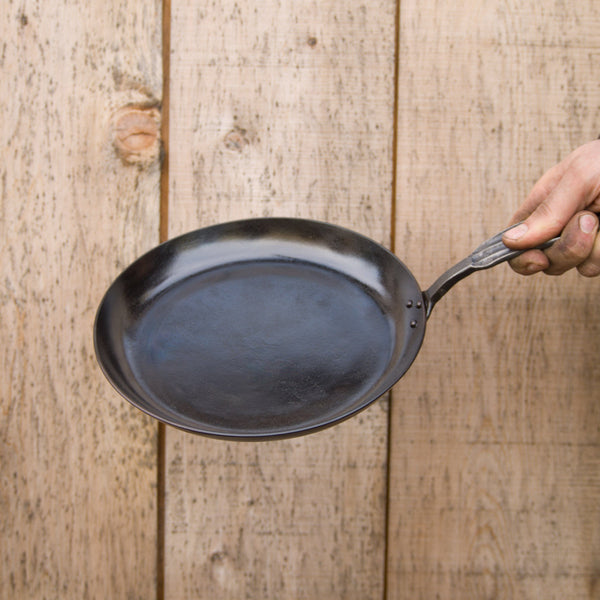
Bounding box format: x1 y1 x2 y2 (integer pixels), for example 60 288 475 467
94 218 556 440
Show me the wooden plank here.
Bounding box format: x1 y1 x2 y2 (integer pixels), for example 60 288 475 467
0 2 162 598
165 1 396 597
389 2 600 598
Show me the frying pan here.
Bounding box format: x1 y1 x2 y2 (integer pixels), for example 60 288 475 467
94 218 556 440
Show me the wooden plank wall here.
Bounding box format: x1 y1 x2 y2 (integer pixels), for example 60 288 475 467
165 1 396 597
2 1 599 599
389 2 600 599
1 1 162 598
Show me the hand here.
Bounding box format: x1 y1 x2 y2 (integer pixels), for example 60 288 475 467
502 139 600 276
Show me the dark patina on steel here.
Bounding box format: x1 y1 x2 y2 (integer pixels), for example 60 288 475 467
94 218 556 440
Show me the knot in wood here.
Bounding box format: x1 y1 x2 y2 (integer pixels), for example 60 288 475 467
223 126 250 152
113 105 161 166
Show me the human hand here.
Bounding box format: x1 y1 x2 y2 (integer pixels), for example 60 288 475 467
502 139 600 276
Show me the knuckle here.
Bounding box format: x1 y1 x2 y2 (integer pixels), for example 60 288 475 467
553 234 591 262
533 200 567 231
577 259 600 278
543 261 569 276
509 251 547 275
570 152 600 196
534 201 561 225
559 244 587 262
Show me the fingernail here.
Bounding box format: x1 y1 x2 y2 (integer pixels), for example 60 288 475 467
579 214 596 234
504 223 528 241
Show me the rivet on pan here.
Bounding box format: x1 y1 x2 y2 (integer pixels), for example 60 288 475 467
406 300 413 308
416 301 422 309
410 320 418 328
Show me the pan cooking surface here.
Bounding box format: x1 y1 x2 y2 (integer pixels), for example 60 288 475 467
96 217 540 439
95 218 428 439
125 260 395 435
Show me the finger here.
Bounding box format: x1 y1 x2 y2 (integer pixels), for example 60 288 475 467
577 228 600 277
509 161 569 225
504 140 600 249
503 168 592 249
543 211 599 276
508 249 550 276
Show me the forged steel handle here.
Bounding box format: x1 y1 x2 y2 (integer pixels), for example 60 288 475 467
422 226 559 318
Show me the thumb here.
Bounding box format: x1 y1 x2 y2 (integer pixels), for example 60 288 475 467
503 171 586 249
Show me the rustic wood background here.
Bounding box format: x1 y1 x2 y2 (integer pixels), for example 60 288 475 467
2 1 599 599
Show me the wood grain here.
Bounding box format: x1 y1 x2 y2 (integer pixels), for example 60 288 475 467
0 1 162 598
389 2 600 598
165 1 396 597
4 2 600 598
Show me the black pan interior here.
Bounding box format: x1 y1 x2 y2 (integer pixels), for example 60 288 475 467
94 218 426 439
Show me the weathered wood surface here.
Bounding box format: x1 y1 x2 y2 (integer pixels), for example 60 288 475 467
165 0 396 598
3 1 600 599
389 2 600 599
0 2 161 598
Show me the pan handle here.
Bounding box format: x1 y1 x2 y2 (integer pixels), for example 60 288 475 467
422 225 559 318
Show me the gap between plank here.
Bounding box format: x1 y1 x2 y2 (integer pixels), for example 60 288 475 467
156 423 166 600
383 0 402 598
160 0 171 246
155 2 400 598
157 0 171 599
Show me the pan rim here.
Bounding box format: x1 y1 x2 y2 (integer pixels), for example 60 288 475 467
93 217 427 440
